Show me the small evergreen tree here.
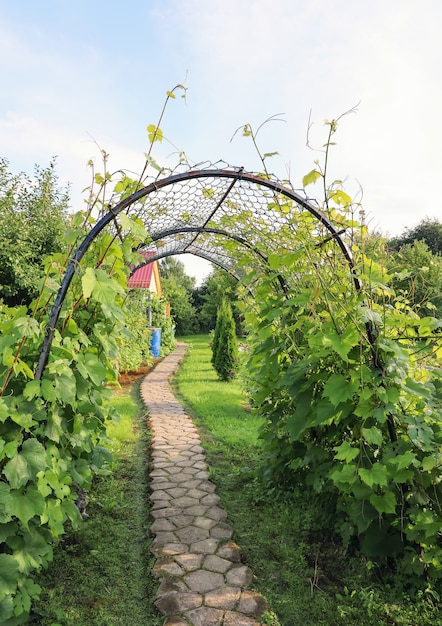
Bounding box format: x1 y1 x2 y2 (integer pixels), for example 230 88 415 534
211 299 238 381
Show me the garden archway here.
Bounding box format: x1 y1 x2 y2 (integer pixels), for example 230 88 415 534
35 164 359 379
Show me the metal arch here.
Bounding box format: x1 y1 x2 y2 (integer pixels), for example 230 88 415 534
132 226 270 275
146 249 233 275
133 168 358 287
137 250 251 295
34 167 358 379
130 225 289 294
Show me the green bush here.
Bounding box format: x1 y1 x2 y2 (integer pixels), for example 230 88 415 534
149 293 176 355
114 290 176 373
211 299 238 381
243 219 442 592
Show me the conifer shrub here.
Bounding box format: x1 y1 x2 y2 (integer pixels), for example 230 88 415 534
211 299 238 381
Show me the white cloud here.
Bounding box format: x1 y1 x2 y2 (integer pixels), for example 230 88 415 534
1 0 442 270
159 0 442 236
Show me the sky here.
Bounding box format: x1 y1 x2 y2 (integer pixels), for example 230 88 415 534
1 0 441 284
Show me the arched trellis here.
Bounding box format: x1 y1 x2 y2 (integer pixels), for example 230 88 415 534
34 166 361 380
130 226 290 295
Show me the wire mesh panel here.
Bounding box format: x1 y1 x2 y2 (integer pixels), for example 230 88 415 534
123 164 354 281
35 164 357 378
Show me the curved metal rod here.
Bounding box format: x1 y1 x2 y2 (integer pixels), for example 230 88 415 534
179 169 361 292
143 249 247 290
34 169 357 379
131 225 289 295
131 226 270 275
148 249 234 275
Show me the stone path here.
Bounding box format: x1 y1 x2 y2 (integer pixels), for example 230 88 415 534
140 343 268 626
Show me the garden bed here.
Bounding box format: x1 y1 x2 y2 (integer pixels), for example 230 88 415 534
117 359 160 385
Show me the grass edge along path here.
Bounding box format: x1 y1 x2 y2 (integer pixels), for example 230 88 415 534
30 384 163 626
174 334 442 626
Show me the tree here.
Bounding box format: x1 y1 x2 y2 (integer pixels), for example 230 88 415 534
389 217 442 255
0 158 70 306
387 239 442 317
195 266 243 333
211 299 238 381
159 257 198 335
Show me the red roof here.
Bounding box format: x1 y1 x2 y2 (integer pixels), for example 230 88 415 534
127 251 156 289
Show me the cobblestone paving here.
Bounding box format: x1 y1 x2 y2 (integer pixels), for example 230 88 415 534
140 343 268 626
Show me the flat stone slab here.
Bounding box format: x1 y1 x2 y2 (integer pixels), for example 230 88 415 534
140 343 269 625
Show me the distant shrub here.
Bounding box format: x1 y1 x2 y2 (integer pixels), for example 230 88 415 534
211 299 238 381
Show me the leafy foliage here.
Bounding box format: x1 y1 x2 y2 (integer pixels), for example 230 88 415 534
115 289 175 373
177 336 442 624
387 239 442 317
0 158 69 307
0 173 154 622
239 156 442 590
2 98 442 623
389 217 442 255
0 87 186 621
160 257 198 335
194 267 243 334
30 389 162 626
147 291 177 354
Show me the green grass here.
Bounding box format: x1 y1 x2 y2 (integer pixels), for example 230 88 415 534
176 336 262 448
175 335 442 626
30 384 162 626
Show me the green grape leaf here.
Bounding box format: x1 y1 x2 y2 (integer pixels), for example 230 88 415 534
81 266 96 299
87 268 124 304
361 426 384 446
422 455 438 472
286 390 311 441
23 380 41 400
9 407 35 429
202 187 215 199
0 554 19 602
358 464 389 488
334 440 360 462
44 411 63 443
369 491 397 514
3 439 46 489
14 529 51 575
0 483 12 523
323 373 356 407
322 326 359 362
328 189 352 206
329 463 358 489
41 379 57 402
119 213 148 241
13 358 35 379
13 317 40 339
147 124 163 143
0 398 9 423
388 450 417 470
10 487 45 526
76 352 107 386
54 373 77 406
302 169 322 187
